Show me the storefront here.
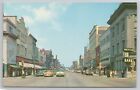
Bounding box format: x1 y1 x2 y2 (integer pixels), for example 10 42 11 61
100 59 110 75
7 64 20 77
123 48 136 78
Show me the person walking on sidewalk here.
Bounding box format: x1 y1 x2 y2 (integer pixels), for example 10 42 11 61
107 70 110 77
112 71 115 78
121 70 125 78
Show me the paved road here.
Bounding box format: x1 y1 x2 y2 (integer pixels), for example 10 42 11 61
3 71 136 88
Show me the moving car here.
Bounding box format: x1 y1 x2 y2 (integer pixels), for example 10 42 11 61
44 70 54 77
85 69 93 75
76 70 81 73
56 71 65 77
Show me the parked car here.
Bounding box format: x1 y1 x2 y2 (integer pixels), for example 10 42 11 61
56 71 65 77
35 70 45 77
44 70 54 77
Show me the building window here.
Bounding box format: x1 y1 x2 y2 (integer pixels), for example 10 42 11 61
122 40 125 50
117 43 119 54
116 23 119 35
108 48 110 56
25 48 27 56
9 26 13 33
112 46 114 56
134 38 137 51
112 27 114 38
106 36 109 42
17 44 20 55
122 18 125 32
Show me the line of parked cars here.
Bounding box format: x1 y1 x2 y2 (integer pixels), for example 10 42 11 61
35 69 65 77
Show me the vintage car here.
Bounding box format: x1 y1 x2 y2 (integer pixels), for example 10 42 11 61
35 70 45 77
44 70 54 77
56 71 65 77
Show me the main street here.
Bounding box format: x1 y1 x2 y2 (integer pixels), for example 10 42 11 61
3 71 136 88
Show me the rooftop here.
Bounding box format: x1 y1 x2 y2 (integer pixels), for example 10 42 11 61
107 3 137 24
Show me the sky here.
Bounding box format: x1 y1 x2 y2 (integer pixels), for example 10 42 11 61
4 2 120 67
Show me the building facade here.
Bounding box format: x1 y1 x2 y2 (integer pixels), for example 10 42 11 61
83 46 91 69
39 48 47 67
72 61 78 70
26 33 38 75
3 16 18 77
107 3 137 77
15 17 29 76
89 25 109 70
45 50 54 69
3 16 43 77
79 55 84 70
99 28 111 75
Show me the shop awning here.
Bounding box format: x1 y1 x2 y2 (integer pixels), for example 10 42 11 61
100 60 110 67
10 65 20 68
24 63 34 68
35 65 42 69
96 65 106 69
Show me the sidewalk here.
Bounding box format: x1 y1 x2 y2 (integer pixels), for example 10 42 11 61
92 74 136 80
3 75 34 79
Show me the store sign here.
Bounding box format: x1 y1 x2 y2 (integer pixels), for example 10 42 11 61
19 62 22 66
124 58 133 63
123 48 134 52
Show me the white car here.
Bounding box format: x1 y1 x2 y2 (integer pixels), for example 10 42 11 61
56 71 65 77
85 69 93 75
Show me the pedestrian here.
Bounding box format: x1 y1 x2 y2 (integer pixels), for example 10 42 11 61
112 71 115 77
107 70 110 77
121 70 125 78
110 71 112 77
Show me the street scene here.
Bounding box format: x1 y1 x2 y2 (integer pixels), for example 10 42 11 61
2 1 137 88
3 71 136 87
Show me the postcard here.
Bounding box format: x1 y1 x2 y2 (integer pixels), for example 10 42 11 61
2 0 137 88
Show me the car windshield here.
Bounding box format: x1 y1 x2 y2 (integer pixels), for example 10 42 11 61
37 70 45 73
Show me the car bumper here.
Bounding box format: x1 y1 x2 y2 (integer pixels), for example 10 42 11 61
44 74 54 77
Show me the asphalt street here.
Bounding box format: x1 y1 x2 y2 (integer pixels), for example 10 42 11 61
3 71 136 88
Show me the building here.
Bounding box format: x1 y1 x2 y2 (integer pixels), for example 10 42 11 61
45 50 54 69
107 3 137 77
99 27 111 75
83 46 91 69
3 16 43 77
15 17 29 76
3 16 18 77
26 33 41 75
53 55 59 69
39 48 47 67
79 55 84 70
89 25 109 70
72 61 78 70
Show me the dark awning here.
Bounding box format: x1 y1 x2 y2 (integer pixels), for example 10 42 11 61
10 65 20 68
